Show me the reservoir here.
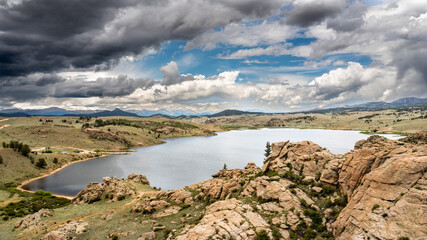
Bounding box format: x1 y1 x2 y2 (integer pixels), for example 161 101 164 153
23 128 401 196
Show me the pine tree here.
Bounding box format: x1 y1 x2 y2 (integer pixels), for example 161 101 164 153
36 158 47 168
223 163 228 170
264 142 271 158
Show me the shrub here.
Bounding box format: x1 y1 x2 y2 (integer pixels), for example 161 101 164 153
255 230 270 240
372 204 380 212
36 158 47 168
304 228 317 239
272 227 283 240
0 155 3 164
303 209 324 231
53 158 58 164
0 191 69 219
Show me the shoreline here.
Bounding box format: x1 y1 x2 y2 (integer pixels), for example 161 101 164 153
17 152 130 200
15 128 404 200
14 132 217 199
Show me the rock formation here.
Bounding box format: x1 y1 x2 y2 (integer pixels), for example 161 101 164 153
73 174 149 204
31 133 426 240
15 209 53 232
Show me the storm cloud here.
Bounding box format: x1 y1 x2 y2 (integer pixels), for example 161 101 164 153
286 0 346 27
0 0 285 78
0 74 154 100
0 0 426 112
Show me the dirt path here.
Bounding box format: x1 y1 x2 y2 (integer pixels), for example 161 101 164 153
0 194 25 208
0 118 10 129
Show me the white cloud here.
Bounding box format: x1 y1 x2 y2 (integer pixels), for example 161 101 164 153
186 21 298 50
309 62 397 101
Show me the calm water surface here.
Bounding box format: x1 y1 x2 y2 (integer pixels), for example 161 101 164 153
23 129 401 196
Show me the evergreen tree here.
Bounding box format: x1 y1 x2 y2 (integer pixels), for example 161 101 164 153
264 141 271 158
36 158 47 168
223 163 228 170
20 144 31 157
264 142 272 164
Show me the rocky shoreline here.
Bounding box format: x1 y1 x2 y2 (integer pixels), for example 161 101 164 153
10 133 427 239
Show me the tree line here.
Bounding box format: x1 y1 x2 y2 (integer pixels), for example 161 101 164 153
2 141 31 157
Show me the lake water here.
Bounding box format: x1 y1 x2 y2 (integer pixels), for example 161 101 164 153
23 128 401 196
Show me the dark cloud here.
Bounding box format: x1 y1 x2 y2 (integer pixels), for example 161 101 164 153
160 61 195 86
53 75 155 98
0 74 154 100
327 1 367 32
0 0 284 78
36 75 66 86
286 0 346 27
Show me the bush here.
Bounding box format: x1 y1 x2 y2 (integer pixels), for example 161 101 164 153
372 204 380 212
20 144 31 157
53 158 58 164
303 209 324 231
36 158 47 168
304 228 317 239
0 155 3 164
255 230 270 240
272 227 283 240
0 191 69 219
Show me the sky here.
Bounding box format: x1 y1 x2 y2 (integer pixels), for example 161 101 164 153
0 0 426 114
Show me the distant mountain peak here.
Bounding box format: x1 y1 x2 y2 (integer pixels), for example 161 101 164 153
209 109 263 117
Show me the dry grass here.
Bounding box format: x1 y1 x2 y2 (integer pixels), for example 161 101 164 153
192 109 427 133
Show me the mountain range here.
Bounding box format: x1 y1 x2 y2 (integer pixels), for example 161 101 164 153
1 97 426 118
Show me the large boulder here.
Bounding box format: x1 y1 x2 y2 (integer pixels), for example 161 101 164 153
156 189 193 204
175 199 271 240
15 209 53 232
41 221 88 240
128 173 150 185
190 163 261 200
333 136 427 239
73 175 150 204
263 141 334 179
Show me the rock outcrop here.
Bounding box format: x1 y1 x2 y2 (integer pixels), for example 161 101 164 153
332 136 427 239
190 162 261 200
176 198 271 240
36 133 426 240
73 174 149 204
138 135 426 239
41 221 88 240
263 140 334 179
15 209 53 232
